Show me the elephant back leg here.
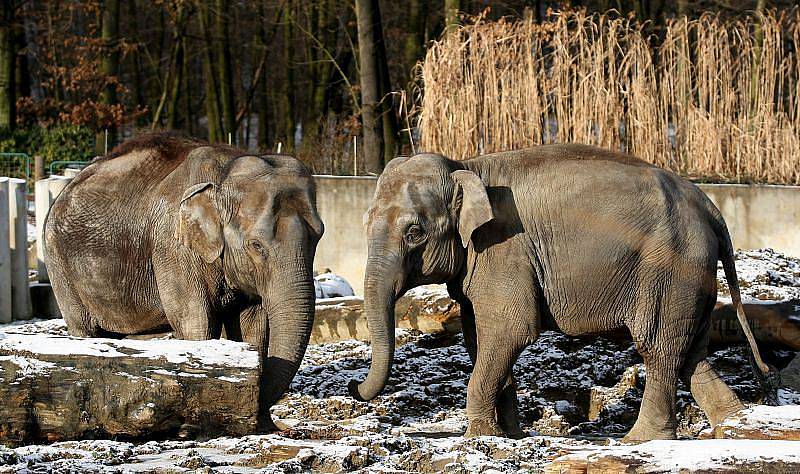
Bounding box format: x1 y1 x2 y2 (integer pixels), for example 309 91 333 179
679 297 744 427
624 260 713 441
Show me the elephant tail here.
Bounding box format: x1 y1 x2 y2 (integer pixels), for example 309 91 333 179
717 228 771 377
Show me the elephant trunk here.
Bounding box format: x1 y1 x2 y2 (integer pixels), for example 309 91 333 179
349 248 399 401
259 247 316 426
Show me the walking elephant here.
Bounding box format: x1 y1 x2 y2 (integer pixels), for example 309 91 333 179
349 143 770 441
44 132 324 429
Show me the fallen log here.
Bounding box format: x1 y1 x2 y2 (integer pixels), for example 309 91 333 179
0 320 260 446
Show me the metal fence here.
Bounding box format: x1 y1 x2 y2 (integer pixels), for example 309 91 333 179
0 153 32 183
0 153 90 189
49 160 91 176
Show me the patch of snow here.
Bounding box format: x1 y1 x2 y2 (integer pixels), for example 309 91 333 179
0 319 259 369
718 405 800 433
555 439 800 472
717 249 800 302
0 355 57 378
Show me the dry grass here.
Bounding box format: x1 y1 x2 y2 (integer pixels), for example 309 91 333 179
418 10 800 184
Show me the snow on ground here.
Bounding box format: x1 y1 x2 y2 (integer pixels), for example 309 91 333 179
717 248 800 303
1 249 799 472
0 319 259 372
550 438 800 472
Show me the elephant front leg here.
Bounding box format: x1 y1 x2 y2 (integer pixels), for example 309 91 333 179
450 285 527 439
157 274 221 340
462 282 537 438
464 320 528 437
238 305 276 431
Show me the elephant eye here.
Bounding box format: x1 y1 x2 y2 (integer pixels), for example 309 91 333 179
248 239 264 253
404 225 425 245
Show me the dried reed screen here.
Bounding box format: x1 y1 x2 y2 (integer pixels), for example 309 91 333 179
419 10 800 184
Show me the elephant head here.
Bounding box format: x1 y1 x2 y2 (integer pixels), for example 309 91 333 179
349 154 492 401
177 149 323 419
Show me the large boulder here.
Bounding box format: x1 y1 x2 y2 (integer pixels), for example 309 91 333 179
0 320 260 446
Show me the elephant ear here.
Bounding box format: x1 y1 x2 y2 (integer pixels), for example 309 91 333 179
176 182 223 263
451 170 493 248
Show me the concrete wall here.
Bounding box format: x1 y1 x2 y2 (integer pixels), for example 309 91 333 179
314 176 377 295
699 184 800 257
313 176 800 295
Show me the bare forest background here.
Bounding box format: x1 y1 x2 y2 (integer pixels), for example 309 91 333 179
0 0 799 183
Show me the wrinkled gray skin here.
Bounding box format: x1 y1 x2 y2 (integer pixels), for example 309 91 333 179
44 134 323 430
350 143 770 441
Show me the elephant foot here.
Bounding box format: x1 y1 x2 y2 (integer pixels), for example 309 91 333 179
705 399 745 428
504 428 528 440
465 419 505 438
257 414 279 433
623 419 676 443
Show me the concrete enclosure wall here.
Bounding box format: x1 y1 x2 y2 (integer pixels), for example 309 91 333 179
699 185 800 257
314 177 378 296
313 176 800 295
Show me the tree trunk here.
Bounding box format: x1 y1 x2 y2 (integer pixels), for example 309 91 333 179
0 0 16 130
214 0 236 141
403 0 426 73
256 1 270 149
128 0 146 126
166 36 184 130
309 0 331 133
98 0 120 154
444 0 460 35
12 13 27 100
376 13 397 165
281 1 295 150
166 6 189 130
355 0 385 174
0 321 260 446
199 0 223 142
182 36 193 135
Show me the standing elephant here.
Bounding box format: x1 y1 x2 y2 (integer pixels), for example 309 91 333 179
349 143 770 441
44 132 324 429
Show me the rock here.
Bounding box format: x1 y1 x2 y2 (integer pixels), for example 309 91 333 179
545 439 800 473
0 320 260 446
780 354 800 392
708 405 800 440
311 286 460 344
588 365 642 421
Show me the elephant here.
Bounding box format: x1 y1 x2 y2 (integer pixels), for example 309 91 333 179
44 132 324 429
349 143 771 441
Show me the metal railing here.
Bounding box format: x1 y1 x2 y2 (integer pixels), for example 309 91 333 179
0 152 32 183
49 160 91 176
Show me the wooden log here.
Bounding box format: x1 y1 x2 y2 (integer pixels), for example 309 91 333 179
0 320 260 446
710 300 800 350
